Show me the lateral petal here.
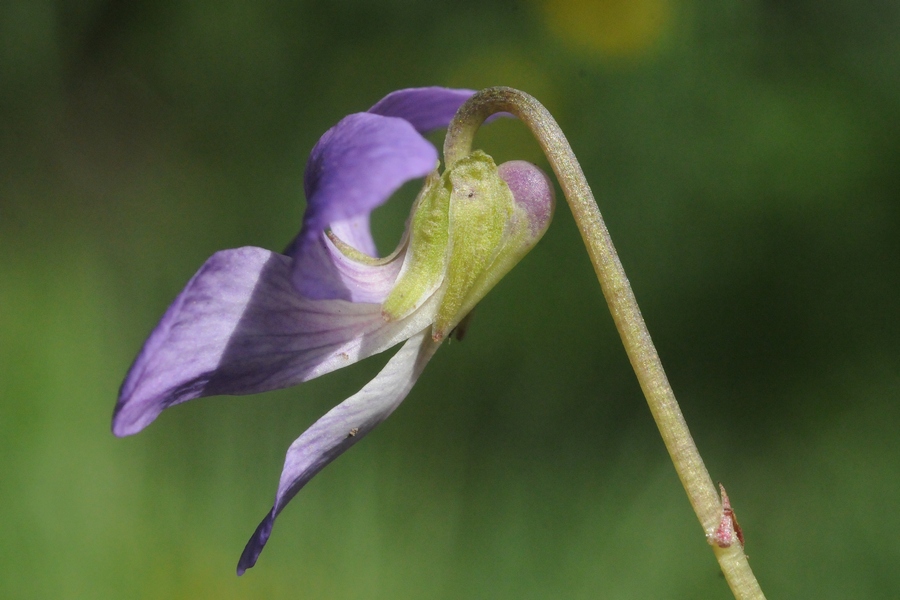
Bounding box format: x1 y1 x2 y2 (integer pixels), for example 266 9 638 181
236 327 442 575
113 247 438 437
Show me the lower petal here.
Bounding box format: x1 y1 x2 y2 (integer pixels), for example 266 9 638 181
236 327 442 575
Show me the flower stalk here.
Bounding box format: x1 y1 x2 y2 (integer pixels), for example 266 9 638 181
445 87 765 600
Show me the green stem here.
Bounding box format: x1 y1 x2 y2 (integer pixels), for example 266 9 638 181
445 87 765 600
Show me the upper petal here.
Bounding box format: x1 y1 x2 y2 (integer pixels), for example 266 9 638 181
292 112 437 300
113 247 440 437
301 113 437 237
368 87 476 133
236 327 442 575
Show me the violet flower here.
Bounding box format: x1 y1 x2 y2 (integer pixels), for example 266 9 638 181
113 87 555 574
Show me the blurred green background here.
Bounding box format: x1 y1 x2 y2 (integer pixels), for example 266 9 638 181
2 0 899 598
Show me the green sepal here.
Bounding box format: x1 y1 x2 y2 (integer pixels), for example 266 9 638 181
431 151 517 339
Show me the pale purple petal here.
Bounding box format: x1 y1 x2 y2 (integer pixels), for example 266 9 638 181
292 112 436 300
368 87 476 133
237 328 442 575
113 247 440 437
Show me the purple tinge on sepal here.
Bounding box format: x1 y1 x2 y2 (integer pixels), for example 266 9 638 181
113 247 438 437
236 327 442 575
291 112 437 301
498 160 556 237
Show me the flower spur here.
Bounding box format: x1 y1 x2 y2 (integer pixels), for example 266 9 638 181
112 87 555 574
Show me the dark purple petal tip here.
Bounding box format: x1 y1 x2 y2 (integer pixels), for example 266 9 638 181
237 508 275 576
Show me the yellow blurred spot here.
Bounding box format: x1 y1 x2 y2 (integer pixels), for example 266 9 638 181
541 0 670 57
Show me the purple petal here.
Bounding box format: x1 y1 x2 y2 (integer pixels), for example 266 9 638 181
368 87 476 133
291 233 405 304
237 327 442 575
301 113 437 238
292 112 437 300
113 247 439 437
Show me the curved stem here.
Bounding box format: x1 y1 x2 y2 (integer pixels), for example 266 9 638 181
446 87 765 600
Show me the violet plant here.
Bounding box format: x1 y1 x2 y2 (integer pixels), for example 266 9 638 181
114 86 765 598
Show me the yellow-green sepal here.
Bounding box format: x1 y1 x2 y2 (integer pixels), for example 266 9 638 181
430 151 518 339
